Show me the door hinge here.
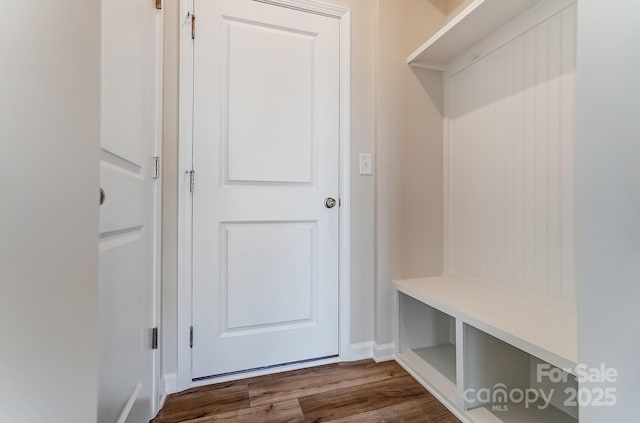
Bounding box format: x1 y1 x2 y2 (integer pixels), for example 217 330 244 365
189 326 194 349
189 170 195 193
188 12 196 40
151 327 159 350
155 0 162 10
153 156 160 179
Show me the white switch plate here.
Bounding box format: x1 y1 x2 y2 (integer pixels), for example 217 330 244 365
359 153 373 175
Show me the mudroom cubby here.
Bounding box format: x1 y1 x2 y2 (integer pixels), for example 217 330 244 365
398 292 458 403
395 276 578 422
395 0 580 421
464 325 578 423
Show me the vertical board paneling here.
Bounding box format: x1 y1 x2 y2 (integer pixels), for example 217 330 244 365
534 19 549 298
523 29 536 296
503 42 516 289
559 7 576 305
512 35 526 292
547 14 562 301
447 5 576 305
493 46 506 286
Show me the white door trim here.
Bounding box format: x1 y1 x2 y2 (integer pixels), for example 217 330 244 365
151 5 165 414
177 0 351 390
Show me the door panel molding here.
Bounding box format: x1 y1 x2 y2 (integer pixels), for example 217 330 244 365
176 0 350 390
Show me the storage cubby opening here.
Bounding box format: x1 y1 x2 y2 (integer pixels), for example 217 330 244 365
399 293 457 384
464 325 578 423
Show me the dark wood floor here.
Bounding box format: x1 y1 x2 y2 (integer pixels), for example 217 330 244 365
152 360 460 423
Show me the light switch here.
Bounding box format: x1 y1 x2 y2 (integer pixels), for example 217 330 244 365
359 153 373 175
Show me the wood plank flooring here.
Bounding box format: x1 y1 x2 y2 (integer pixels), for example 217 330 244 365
152 360 460 423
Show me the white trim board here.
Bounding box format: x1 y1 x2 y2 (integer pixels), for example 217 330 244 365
350 341 374 361
162 373 178 396
373 343 395 362
176 0 195 391
349 342 396 363
116 383 143 423
151 5 165 416
176 0 351 391
157 372 178 417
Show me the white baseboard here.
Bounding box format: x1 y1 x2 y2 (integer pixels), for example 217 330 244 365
373 342 395 362
350 341 395 362
116 382 142 423
159 372 178 409
349 341 374 361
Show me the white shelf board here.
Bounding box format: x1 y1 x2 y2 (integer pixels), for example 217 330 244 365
407 0 541 69
397 349 458 405
394 275 577 372
468 402 578 423
413 344 456 384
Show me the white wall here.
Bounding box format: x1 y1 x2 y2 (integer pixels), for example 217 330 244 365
330 0 377 347
0 1 100 422
375 0 446 345
576 0 640 420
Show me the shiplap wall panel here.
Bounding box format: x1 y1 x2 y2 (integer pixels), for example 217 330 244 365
559 8 575 304
447 5 576 305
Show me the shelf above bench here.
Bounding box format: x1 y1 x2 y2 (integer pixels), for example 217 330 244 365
407 0 542 69
394 275 577 372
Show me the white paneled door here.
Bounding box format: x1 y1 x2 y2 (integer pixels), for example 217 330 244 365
192 0 340 378
99 0 162 421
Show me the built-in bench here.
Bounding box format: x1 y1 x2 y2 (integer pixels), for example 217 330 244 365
395 276 578 423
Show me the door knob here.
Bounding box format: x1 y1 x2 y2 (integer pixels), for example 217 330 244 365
324 197 337 209
100 188 106 206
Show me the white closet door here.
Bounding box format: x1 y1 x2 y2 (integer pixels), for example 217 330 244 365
98 0 162 421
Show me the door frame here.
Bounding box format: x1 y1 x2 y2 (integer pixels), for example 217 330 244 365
176 0 351 390
151 3 165 413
